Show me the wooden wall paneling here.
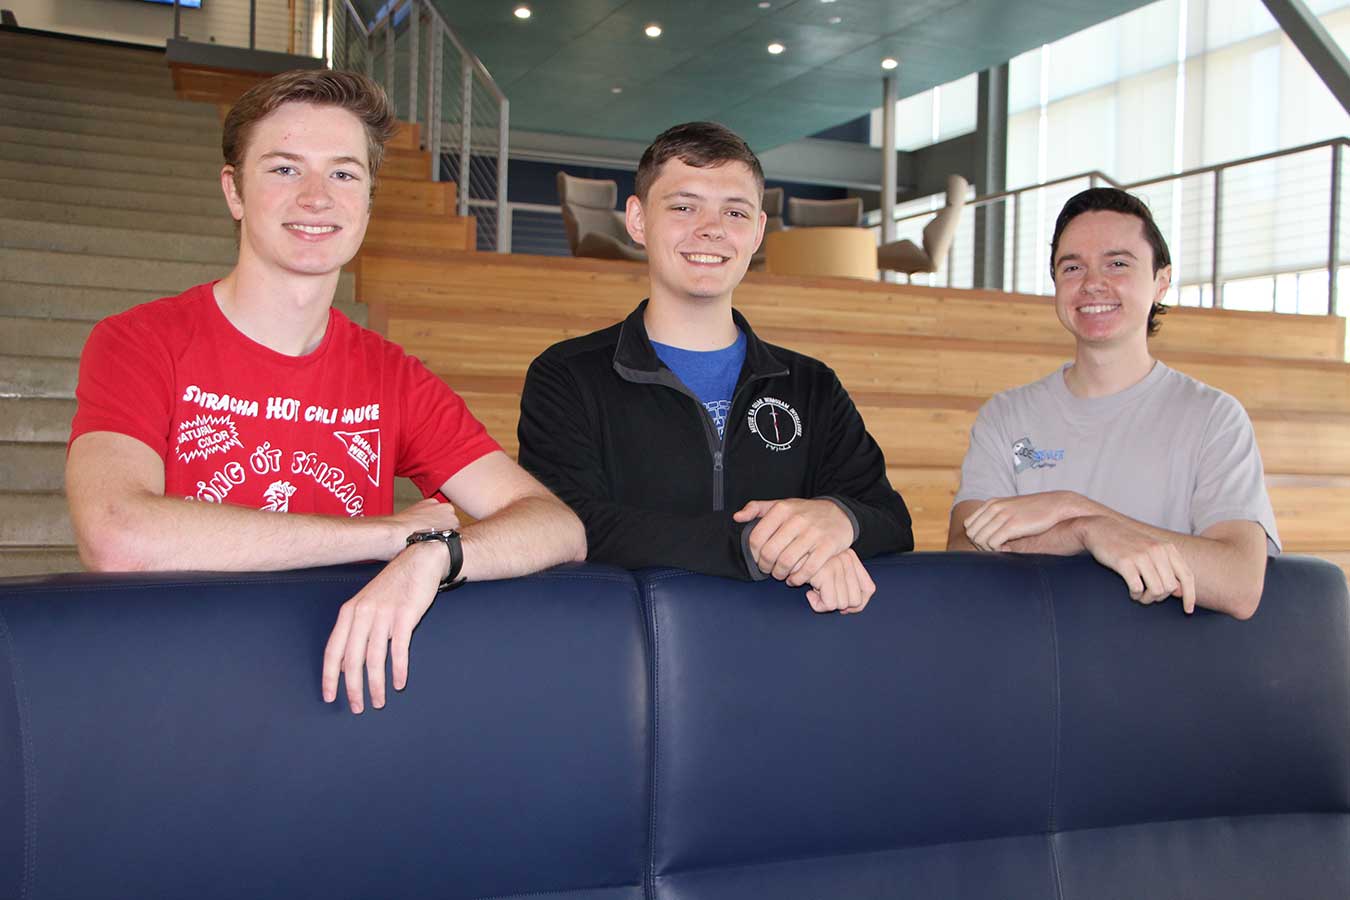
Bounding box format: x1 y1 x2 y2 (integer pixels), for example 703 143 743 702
450 388 1350 480
169 64 269 105
888 467 1350 554
380 150 434 181
373 178 458 218
388 122 421 152
364 254 1343 363
362 214 475 255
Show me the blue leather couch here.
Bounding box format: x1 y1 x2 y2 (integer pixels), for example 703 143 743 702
2 553 1347 899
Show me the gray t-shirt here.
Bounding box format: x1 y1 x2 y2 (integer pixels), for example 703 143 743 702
954 361 1281 554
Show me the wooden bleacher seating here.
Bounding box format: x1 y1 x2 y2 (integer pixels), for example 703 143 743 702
355 250 1350 579
360 123 475 258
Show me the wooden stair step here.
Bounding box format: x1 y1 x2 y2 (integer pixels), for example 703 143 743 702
354 253 1343 363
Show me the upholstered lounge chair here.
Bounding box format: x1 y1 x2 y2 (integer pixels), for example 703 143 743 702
877 174 969 279
556 172 647 262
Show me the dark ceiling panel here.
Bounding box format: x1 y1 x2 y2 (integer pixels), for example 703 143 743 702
713 22 879 68
403 0 1156 149
768 0 964 34
673 54 813 91
534 36 699 78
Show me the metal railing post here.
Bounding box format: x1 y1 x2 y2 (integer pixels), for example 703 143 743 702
428 26 441 181
1330 142 1343 316
173 0 182 39
1212 168 1223 308
458 56 472 218
408 2 419 126
497 98 510 253
384 16 395 99
364 16 374 82
249 0 257 50
1011 191 1020 291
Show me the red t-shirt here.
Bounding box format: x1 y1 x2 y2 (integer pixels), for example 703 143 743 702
70 282 501 517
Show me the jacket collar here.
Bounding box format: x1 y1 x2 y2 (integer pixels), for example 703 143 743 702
612 299 789 382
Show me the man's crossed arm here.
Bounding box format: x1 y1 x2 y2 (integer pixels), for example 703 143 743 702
946 490 1267 620
67 432 586 713
734 497 876 615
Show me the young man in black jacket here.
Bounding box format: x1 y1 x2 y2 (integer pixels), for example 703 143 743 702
518 122 912 613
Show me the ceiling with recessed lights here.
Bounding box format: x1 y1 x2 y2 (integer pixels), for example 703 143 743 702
360 0 1153 151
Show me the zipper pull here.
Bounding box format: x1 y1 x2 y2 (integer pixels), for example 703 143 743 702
714 450 723 471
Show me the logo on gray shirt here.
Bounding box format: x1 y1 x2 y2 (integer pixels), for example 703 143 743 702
1012 436 1065 473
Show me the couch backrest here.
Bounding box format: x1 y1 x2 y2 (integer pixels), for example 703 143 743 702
0 565 650 900
644 553 1350 900
1047 554 1350 899
2 555 1347 900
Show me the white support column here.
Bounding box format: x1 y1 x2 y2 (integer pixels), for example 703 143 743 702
497 99 510 253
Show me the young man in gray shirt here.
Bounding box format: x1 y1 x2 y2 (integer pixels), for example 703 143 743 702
947 188 1279 619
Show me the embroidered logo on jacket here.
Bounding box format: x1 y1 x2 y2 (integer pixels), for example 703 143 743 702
1012 436 1065 473
747 397 802 451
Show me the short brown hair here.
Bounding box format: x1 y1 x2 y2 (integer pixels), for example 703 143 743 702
222 68 398 197
634 121 765 203
1050 187 1171 336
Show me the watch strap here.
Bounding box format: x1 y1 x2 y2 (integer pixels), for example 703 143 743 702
405 528 467 592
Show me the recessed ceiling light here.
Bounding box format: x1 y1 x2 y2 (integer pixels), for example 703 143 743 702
645 23 662 37
881 57 898 70
820 0 837 4
513 5 531 19
611 86 623 93
757 1 771 7
767 41 785 54
827 15 841 24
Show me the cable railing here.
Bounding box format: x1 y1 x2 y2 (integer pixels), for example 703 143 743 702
887 138 1349 318
340 0 509 252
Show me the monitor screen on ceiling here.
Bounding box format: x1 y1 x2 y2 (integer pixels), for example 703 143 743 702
139 0 203 8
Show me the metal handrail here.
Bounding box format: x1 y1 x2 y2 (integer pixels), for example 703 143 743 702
1121 137 1350 190
887 170 1115 227
339 0 369 38
887 137 1349 313
339 0 510 252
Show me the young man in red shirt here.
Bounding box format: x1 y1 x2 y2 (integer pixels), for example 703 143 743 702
66 70 584 713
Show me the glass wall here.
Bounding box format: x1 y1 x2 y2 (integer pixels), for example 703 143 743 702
1005 0 1350 307
871 0 1350 312
869 72 978 151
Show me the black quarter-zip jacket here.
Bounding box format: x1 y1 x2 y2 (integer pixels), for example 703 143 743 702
518 300 914 580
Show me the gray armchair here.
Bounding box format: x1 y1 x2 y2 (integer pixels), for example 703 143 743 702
877 174 969 278
557 172 647 262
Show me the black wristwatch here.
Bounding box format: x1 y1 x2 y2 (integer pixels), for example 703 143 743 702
405 528 466 592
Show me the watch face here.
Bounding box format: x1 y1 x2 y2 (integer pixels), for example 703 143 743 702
408 528 456 544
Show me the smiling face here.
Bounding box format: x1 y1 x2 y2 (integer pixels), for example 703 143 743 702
222 101 372 280
625 157 766 310
1052 210 1170 350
